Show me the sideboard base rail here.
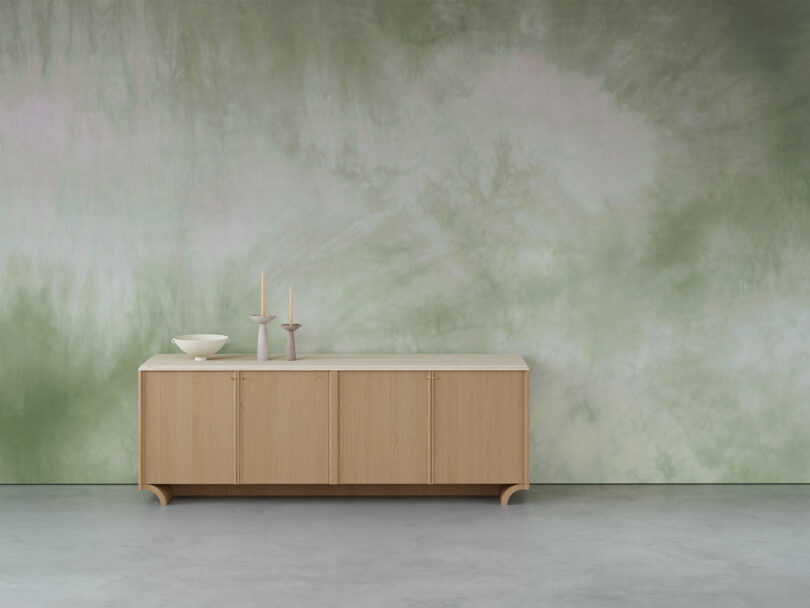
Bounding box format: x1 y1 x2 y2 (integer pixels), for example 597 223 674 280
140 483 529 505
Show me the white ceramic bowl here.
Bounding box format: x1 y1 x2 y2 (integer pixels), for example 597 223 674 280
171 334 230 361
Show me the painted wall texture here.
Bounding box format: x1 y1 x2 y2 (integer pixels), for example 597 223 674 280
1 0 809 483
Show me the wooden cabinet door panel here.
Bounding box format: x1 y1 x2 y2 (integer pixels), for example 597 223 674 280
339 371 429 484
239 371 329 484
142 371 235 484
433 371 524 483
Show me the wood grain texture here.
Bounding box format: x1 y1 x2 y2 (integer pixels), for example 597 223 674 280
138 371 143 486
142 371 235 484
234 373 239 482
339 371 430 484
433 371 525 484
239 371 329 484
428 371 434 484
171 484 501 497
523 370 530 484
329 370 339 484
140 353 529 371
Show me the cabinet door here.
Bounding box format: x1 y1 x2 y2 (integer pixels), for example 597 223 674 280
433 371 524 483
142 371 235 484
339 371 429 484
239 371 329 484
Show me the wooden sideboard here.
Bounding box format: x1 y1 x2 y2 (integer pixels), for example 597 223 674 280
138 354 529 505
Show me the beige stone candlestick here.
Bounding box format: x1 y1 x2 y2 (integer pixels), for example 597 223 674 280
280 323 301 361
250 314 275 361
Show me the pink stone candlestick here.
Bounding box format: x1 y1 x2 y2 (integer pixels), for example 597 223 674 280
280 323 301 361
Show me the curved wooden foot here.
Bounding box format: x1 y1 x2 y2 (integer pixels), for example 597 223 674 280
141 484 173 506
499 483 529 505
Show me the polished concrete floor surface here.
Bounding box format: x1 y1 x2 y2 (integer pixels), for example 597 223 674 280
1 485 809 607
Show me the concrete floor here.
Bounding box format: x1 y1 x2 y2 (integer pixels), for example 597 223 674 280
1 485 809 607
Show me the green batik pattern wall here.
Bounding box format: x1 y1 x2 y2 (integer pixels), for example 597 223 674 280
1 0 809 483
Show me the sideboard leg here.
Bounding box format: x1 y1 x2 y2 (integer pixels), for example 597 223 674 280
142 484 173 506
499 483 529 505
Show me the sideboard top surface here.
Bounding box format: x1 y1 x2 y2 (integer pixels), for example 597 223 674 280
139 354 529 372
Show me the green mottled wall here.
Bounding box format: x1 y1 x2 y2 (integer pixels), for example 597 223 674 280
2 0 809 483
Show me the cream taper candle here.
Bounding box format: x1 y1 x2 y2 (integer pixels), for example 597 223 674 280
261 272 265 316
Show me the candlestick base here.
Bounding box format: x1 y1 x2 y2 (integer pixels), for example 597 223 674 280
250 314 276 361
281 323 301 361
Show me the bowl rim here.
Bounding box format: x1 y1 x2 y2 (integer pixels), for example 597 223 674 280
172 334 230 342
